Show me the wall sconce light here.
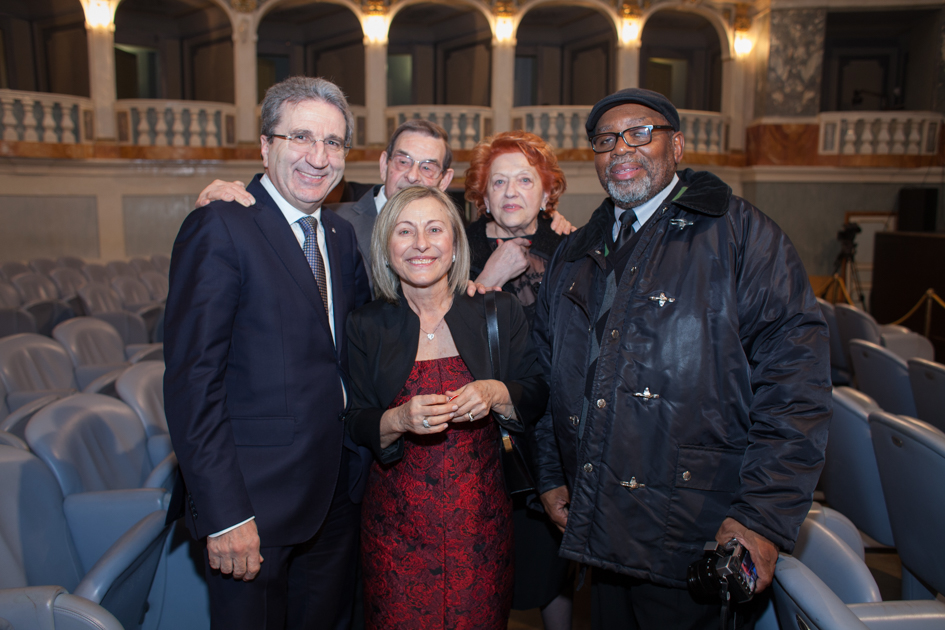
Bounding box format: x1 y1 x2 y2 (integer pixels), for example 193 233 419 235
733 4 752 56
364 14 387 45
619 1 642 46
83 0 116 30
495 15 515 43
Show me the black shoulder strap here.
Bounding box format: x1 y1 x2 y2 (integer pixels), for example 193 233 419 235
484 291 500 380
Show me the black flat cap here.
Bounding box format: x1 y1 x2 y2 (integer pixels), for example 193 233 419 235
585 88 681 137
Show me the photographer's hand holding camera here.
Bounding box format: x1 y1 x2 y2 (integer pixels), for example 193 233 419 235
715 518 778 593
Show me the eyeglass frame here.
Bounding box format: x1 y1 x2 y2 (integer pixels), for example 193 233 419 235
588 125 676 154
268 133 351 157
387 150 444 179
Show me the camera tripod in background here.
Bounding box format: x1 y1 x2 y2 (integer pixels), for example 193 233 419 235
834 222 868 311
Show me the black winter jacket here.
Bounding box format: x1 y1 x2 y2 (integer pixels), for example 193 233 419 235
532 168 831 588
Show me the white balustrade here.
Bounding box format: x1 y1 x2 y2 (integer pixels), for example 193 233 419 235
0 89 92 143
819 112 943 156
115 99 238 147
386 106 493 150
512 106 588 149
678 110 727 154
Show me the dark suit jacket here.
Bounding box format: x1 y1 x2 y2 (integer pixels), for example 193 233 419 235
164 174 372 546
345 291 549 464
329 185 380 288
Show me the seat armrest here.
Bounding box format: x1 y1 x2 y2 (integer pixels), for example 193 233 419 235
80 367 128 397
73 511 169 605
6 390 75 413
144 452 178 490
64 489 168 575
851 600 945 630
127 344 163 363
74 364 129 390
0 587 124 630
0 430 29 450
0 394 62 438
880 331 935 362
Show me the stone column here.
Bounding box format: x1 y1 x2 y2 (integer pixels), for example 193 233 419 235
364 42 388 146
491 40 515 133
86 25 117 141
232 13 259 145
722 55 749 151
616 43 640 90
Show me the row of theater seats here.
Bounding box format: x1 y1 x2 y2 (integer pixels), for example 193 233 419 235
818 299 944 432
0 255 169 340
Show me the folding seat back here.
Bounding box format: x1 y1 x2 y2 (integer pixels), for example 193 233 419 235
817 298 850 384
105 261 136 280
129 258 156 276
56 256 86 270
0 309 36 339
849 340 917 417
150 254 170 276
78 283 124 315
52 318 130 389
116 362 171 464
111 277 153 308
29 259 57 275
908 358 945 433
0 262 29 281
49 268 88 301
91 311 150 346
0 334 77 411
81 264 110 285
138 271 168 302
870 411 945 598
12 273 59 303
0 444 84 592
820 387 894 546
793 519 881 604
25 394 156 495
0 283 20 308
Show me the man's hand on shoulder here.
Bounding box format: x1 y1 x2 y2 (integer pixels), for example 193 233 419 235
207 519 264 581
714 517 778 593
540 485 571 534
196 180 255 208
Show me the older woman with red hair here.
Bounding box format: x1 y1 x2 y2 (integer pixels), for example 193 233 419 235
464 130 574 630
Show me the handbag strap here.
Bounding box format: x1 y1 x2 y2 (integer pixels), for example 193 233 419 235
484 291 500 380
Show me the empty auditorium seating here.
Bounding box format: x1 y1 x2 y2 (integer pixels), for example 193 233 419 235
28 258 57 275
49 267 89 309
106 261 136 280
151 254 171 276
116 362 172 464
908 358 945 432
0 282 20 309
139 271 169 302
9 273 76 336
835 303 934 367
56 256 86 270
129 257 157 275
82 264 110 285
0 586 124 630
817 298 851 385
0 261 29 280
0 308 36 338
849 340 917 417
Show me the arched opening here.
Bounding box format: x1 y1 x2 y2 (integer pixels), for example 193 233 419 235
0 0 89 96
514 5 615 106
640 9 722 112
387 3 492 106
114 0 233 102
258 1 364 105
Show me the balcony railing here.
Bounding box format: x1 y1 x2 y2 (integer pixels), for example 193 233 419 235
819 112 943 156
679 110 728 153
0 89 94 144
386 106 493 150
115 100 238 147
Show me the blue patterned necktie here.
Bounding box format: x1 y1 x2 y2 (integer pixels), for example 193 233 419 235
613 208 638 252
298 216 329 315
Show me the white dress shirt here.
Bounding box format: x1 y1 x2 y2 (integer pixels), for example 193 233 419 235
374 185 388 215
613 173 680 240
209 175 340 539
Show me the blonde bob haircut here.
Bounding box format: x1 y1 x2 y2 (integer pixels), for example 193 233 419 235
371 185 471 304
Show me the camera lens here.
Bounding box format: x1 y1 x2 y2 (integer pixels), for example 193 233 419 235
687 555 725 605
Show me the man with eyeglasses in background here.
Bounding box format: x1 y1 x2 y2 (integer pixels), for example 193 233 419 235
164 76 372 630
532 88 831 629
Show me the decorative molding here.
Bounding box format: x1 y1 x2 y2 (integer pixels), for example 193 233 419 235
230 0 257 13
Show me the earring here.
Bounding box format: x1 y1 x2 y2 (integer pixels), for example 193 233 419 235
452 254 456 263
540 207 545 213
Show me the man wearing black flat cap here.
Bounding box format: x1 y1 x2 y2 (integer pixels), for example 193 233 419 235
532 88 832 628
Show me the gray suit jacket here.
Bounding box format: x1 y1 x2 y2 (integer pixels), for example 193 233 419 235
329 185 381 289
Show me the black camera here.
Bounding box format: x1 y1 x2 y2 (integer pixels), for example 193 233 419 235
687 539 757 605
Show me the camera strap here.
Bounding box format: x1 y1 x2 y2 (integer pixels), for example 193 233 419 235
719 588 731 630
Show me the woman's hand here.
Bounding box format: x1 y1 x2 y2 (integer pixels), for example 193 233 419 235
475 238 531 288
196 180 255 208
444 380 514 423
549 211 576 235
379 394 454 448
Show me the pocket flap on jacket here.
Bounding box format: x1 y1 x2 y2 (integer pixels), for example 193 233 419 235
230 417 295 446
674 445 743 492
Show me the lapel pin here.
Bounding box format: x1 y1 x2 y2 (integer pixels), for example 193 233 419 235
331 227 336 233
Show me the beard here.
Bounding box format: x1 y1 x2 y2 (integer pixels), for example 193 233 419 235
601 154 675 209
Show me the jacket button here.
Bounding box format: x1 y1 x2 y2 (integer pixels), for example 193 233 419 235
611 329 619 340
570 415 579 426
583 463 593 473
596 399 606 409
682 471 691 481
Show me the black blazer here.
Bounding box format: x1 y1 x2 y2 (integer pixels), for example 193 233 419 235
345 291 549 464
164 174 372 545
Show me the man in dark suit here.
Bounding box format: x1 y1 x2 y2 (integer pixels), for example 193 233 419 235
163 76 372 630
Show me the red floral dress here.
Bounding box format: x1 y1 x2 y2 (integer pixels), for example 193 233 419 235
361 356 513 630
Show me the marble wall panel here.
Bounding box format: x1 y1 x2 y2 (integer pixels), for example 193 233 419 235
123 195 199 257
763 9 826 117
0 196 99 261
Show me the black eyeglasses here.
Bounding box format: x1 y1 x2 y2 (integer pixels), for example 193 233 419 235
588 125 675 153
269 133 350 156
